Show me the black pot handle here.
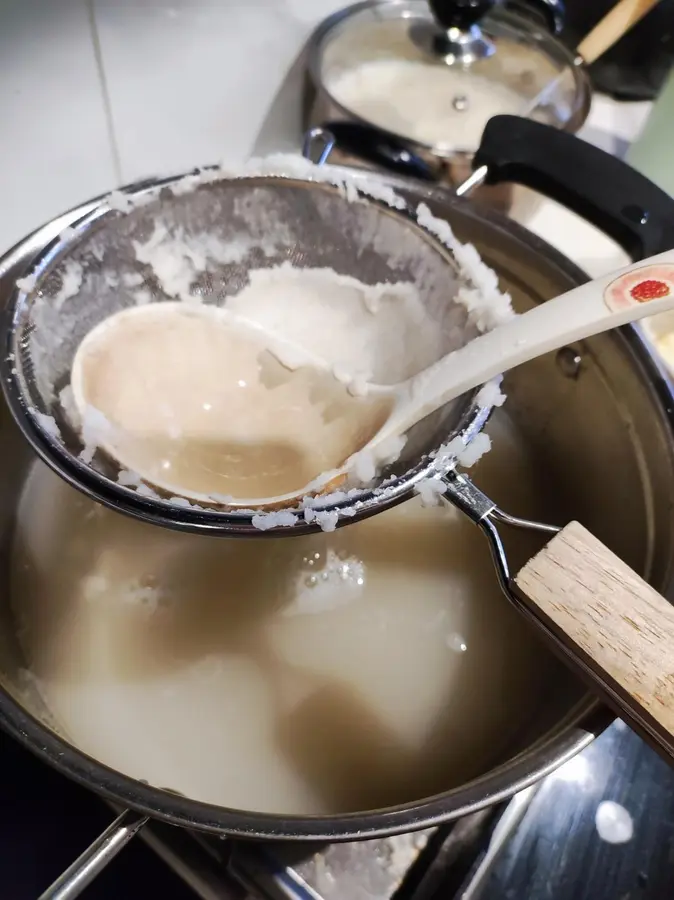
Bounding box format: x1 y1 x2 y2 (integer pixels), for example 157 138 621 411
321 121 437 183
474 115 674 260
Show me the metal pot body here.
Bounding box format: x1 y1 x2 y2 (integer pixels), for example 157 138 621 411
0 173 673 845
304 0 591 216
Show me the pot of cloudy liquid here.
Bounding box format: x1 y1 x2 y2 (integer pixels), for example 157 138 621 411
2 136 674 897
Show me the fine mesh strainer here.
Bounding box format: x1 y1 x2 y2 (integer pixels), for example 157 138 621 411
1 168 495 537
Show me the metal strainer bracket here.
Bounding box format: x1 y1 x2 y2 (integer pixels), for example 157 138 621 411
441 469 561 600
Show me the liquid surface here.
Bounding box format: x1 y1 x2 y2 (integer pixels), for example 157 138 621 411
328 60 524 150
11 412 558 815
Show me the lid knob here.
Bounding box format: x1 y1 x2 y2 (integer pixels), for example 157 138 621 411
428 0 496 31
420 0 497 63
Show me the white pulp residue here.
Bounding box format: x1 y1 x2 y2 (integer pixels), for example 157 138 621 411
133 223 205 302
416 477 447 508
416 204 514 332
107 188 159 213
433 432 493 471
226 263 439 386
58 385 80 430
251 511 299 531
16 274 37 293
31 410 61 441
595 801 634 844
59 225 76 243
244 153 407 210
160 153 407 213
133 223 279 303
52 260 83 310
79 405 113 465
476 379 507 409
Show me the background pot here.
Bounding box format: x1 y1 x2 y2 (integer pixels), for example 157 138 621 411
1 121 674 896
304 0 591 217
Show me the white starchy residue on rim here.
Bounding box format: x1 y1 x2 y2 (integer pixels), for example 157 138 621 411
52 260 83 311
59 225 76 242
209 493 234 505
31 410 61 441
457 432 492 467
432 431 492 470
163 153 407 211
251 510 299 531
58 385 80 430
247 153 409 210
476 379 507 408
79 405 113 464
313 509 340 532
16 274 37 293
117 469 143 487
135 483 161 499
416 203 514 331
416 477 447 507
107 188 159 213
107 190 134 212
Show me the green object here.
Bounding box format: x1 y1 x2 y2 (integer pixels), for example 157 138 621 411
627 67 674 198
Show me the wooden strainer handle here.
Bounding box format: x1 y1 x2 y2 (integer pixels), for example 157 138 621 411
515 521 674 761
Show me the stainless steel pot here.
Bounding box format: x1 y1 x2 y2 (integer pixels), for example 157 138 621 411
2 120 674 897
304 0 591 215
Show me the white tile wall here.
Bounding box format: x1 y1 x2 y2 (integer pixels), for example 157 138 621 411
0 0 116 252
0 0 656 278
93 0 344 182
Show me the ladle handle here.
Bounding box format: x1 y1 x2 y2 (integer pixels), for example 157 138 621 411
379 248 674 444
514 522 674 761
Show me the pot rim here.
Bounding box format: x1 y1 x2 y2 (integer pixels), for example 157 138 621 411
306 0 592 158
1 170 672 840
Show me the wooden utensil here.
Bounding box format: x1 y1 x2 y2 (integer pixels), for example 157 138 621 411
577 0 663 66
521 0 663 117
515 522 674 758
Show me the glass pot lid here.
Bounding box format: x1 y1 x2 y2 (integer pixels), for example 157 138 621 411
309 0 590 155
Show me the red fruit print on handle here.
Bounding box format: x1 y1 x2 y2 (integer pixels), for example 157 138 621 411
630 280 670 302
604 264 674 313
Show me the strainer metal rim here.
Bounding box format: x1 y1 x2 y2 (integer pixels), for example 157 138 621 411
0 170 494 537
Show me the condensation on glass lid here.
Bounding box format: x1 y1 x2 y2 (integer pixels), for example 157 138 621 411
328 60 526 150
